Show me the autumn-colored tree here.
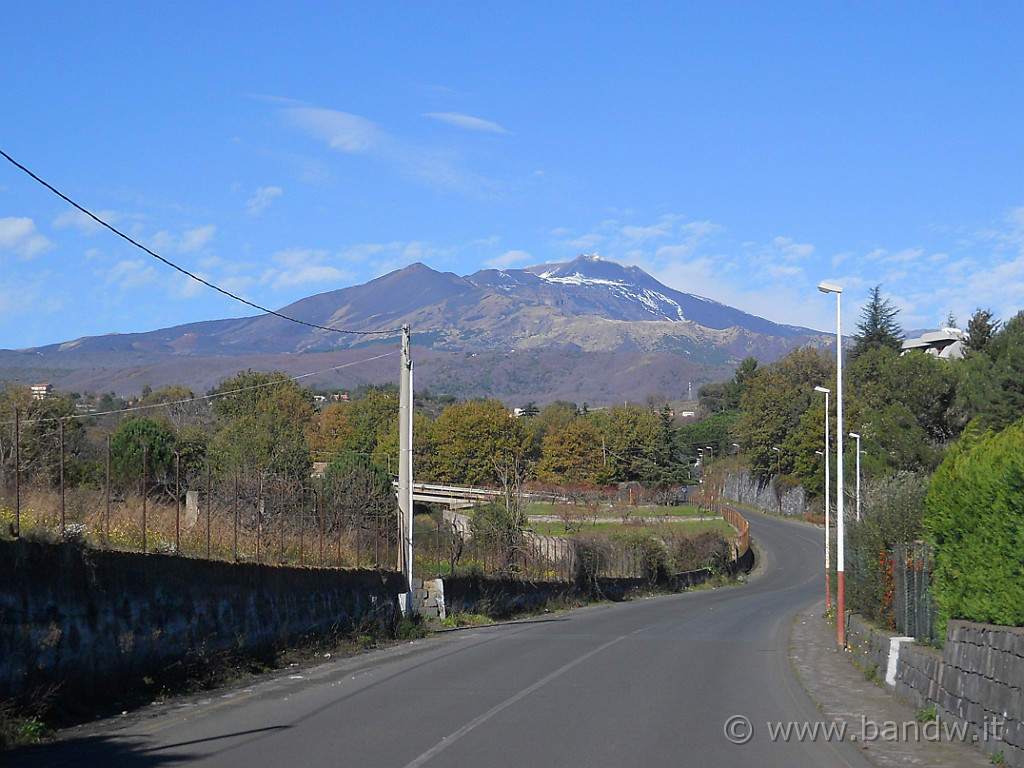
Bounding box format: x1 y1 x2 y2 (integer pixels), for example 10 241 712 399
428 399 525 486
536 418 606 486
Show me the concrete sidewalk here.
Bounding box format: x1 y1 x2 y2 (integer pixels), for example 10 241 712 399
789 602 994 767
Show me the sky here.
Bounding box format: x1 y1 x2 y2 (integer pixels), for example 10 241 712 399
1 2 1022 350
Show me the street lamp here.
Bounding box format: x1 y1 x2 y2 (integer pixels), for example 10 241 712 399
819 280 845 647
814 385 831 612
772 446 782 515
849 432 861 522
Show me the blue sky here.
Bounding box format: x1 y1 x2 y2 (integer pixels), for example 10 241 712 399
1 2 1021 350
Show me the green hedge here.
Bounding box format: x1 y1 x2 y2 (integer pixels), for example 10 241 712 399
925 417 1024 628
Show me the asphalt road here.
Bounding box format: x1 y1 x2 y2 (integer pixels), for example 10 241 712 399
11 512 875 767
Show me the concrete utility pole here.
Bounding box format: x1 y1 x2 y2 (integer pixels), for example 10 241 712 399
397 324 415 611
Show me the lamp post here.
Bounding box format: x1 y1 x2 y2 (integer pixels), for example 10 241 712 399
849 432 861 522
819 280 845 647
814 385 831 612
706 446 714 510
772 446 781 515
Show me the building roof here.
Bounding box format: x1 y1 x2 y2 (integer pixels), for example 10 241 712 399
900 328 966 360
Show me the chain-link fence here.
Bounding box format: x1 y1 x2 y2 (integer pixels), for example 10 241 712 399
893 541 938 643
847 537 938 645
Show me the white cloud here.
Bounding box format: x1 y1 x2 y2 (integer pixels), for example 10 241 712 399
148 224 215 255
622 220 674 243
246 186 283 216
426 112 510 134
281 103 495 195
771 236 815 260
106 259 159 290
0 217 54 259
284 107 384 153
484 250 532 270
52 208 129 236
180 225 216 253
262 248 352 290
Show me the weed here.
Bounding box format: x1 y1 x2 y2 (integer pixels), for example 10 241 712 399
989 750 1005 765
862 663 881 684
916 705 937 723
440 612 493 628
396 614 430 640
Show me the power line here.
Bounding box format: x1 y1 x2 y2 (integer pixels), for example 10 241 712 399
0 148 402 338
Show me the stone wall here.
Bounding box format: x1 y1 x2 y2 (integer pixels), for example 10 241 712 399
722 469 814 518
0 538 406 707
844 612 1024 766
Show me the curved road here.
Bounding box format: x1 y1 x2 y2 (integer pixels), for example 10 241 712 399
13 512 874 767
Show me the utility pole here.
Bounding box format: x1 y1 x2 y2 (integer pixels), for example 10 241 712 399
397 324 415 612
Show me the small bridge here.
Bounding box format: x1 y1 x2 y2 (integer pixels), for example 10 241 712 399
410 482 503 510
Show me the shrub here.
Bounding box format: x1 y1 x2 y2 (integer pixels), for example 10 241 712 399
925 418 1024 628
571 534 612 593
673 531 731 574
846 472 928 626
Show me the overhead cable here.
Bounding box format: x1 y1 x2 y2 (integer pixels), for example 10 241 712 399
0 148 402 338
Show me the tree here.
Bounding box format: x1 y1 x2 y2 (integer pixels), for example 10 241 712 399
138 384 209 431
535 418 606 485
319 452 396 555
734 346 834 476
849 285 904 362
846 345 958 474
698 357 758 414
428 400 525 486
591 404 659 483
14 394 86 487
110 416 177 492
209 370 314 480
955 311 1024 432
965 308 999 356
925 419 1024 628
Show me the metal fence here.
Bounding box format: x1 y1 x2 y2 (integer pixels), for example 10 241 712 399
0 471 397 570
846 538 938 645
893 541 938 643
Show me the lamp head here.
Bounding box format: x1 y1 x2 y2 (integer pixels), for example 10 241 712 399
814 386 830 394
818 281 843 294
849 432 860 439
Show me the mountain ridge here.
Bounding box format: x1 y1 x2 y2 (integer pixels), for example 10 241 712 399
0 255 829 406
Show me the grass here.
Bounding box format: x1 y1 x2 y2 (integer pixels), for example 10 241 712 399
523 501 712 519
525 517 733 538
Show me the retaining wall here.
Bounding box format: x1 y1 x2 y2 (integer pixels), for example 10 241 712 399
722 469 814 518
844 612 1024 766
0 538 405 707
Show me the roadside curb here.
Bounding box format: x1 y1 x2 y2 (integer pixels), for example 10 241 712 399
789 601 992 767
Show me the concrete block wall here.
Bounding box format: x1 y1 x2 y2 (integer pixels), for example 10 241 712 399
844 612 1024 767
411 578 446 621
0 538 406 707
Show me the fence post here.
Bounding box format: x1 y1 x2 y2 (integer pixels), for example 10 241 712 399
141 439 147 554
105 432 110 548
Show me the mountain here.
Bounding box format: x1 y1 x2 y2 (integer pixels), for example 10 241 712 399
0 255 829 406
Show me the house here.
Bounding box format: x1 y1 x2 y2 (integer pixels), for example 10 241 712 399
900 328 967 360
30 383 53 400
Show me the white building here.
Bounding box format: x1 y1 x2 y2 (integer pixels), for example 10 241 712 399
900 328 967 360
